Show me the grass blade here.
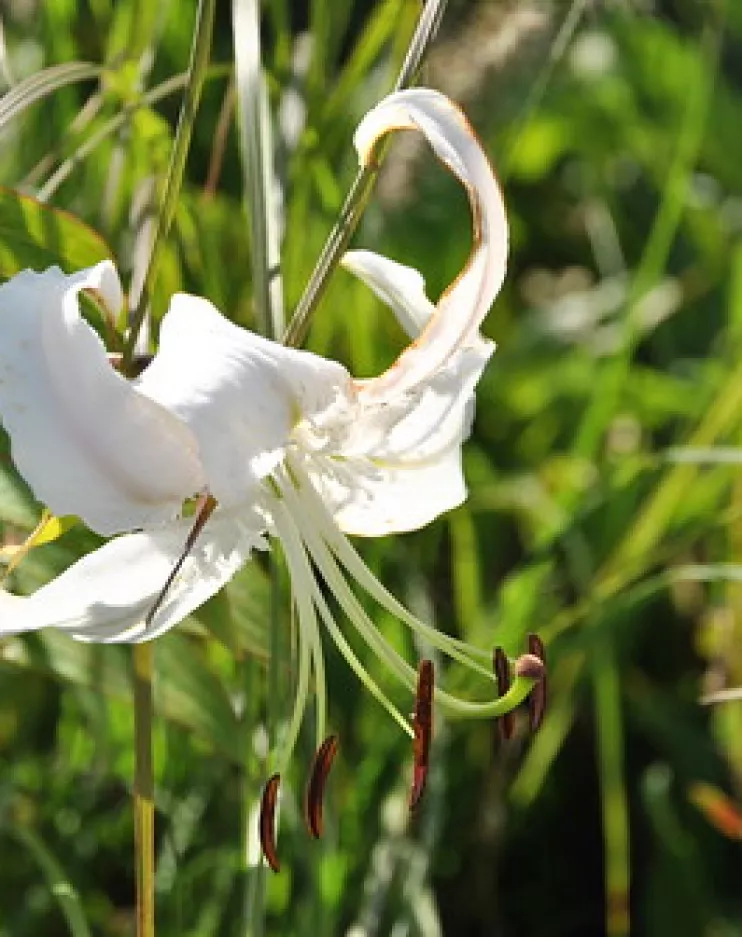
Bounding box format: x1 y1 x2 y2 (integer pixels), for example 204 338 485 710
0 62 101 131
8 822 93 937
232 0 285 339
123 0 216 366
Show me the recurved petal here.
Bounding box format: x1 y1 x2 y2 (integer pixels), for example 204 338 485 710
0 262 205 536
339 339 492 467
341 249 435 339
352 89 507 401
135 293 354 506
0 507 266 642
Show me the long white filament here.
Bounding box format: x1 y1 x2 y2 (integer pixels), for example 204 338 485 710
272 499 414 739
276 463 529 720
289 456 493 672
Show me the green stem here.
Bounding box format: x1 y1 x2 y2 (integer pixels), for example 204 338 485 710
282 0 448 349
133 642 155 937
593 636 630 937
123 0 216 366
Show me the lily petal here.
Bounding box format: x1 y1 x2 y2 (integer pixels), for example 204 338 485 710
341 249 435 339
0 508 267 642
352 89 507 401
311 446 468 537
341 246 493 456
309 341 489 534
135 293 355 507
0 262 205 535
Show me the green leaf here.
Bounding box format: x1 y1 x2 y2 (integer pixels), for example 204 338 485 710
155 632 243 761
3 631 243 763
4 822 93 937
192 560 270 659
0 188 110 277
232 0 285 339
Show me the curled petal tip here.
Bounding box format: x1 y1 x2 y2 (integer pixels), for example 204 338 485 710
353 89 508 401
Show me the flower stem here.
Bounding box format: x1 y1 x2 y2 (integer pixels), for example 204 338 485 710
282 0 449 349
133 642 155 937
123 0 216 368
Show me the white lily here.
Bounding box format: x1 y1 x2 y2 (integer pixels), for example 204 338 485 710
0 89 520 740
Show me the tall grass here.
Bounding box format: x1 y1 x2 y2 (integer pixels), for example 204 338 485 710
0 1 741 935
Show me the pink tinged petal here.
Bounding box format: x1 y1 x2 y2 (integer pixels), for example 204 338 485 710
342 248 494 359
0 262 205 536
339 247 494 462
135 293 354 506
372 342 492 461
352 88 508 401
0 508 267 642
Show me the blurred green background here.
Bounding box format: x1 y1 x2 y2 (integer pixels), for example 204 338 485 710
1 0 741 934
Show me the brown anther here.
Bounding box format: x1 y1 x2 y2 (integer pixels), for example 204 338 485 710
493 647 514 741
258 774 281 873
410 659 434 809
527 633 547 731
304 735 339 838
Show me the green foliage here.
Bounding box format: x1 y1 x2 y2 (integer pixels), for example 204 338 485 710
1 2 742 936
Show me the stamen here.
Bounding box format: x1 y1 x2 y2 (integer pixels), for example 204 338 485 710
307 600 328 747
259 774 281 873
410 659 434 809
305 734 339 838
526 633 547 732
273 592 312 776
287 458 492 672
493 647 514 741
277 463 535 720
272 500 414 739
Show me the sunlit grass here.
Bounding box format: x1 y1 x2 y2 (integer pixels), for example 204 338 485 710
1 1 741 935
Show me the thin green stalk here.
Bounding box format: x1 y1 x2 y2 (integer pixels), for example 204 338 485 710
133 641 155 937
282 0 448 349
123 0 216 367
233 0 285 340
593 636 630 937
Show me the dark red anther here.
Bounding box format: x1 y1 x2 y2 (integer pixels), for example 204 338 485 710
493 647 515 741
259 774 281 873
305 735 339 838
527 633 547 731
410 659 434 809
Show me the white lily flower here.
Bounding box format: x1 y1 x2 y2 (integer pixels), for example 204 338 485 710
0 89 520 738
